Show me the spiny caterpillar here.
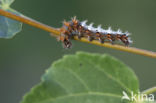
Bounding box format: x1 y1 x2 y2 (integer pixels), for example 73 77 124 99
59 17 132 48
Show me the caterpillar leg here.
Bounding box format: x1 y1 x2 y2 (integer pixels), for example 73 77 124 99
99 38 104 43
88 36 94 41
96 33 104 43
77 32 82 39
121 39 129 46
111 40 115 45
59 34 72 48
63 39 72 48
110 36 116 45
124 41 129 46
105 34 113 44
120 34 130 46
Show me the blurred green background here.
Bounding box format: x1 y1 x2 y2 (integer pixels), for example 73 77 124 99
0 0 156 103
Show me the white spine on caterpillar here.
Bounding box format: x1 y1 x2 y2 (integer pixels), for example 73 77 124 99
81 20 131 35
116 29 122 34
87 23 94 31
81 20 88 26
107 27 113 34
81 19 132 43
97 25 103 32
128 38 133 43
124 31 130 36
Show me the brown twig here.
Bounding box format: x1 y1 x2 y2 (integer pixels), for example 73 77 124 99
0 9 156 58
142 86 156 94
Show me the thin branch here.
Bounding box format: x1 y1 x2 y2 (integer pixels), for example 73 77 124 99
142 86 156 95
0 9 60 35
0 9 156 58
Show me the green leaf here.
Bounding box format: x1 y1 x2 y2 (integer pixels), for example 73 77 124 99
144 101 156 103
0 0 22 38
21 52 139 103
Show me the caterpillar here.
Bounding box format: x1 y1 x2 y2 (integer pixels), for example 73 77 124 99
59 17 132 48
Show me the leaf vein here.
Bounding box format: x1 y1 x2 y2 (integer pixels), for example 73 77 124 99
88 59 132 94
66 68 91 92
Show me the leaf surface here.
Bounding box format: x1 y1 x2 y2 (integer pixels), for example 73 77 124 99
21 52 139 103
0 0 22 38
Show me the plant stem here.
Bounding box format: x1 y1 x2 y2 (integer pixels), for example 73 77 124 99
142 86 156 95
0 9 60 35
75 37 156 58
0 9 156 59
